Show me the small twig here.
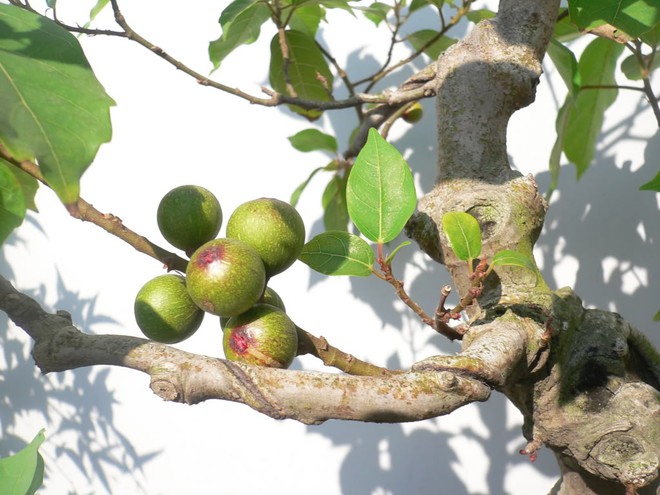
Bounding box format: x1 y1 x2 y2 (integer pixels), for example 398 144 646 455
296 326 399 377
0 145 188 273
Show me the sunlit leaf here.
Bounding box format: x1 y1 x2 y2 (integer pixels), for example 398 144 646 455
299 231 374 276
406 30 457 60
269 30 334 120
442 212 481 261
0 429 45 495
87 0 110 25
569 0 660 38
322 175 349 231
0 5 115 206
640 171 660 191
288 128 338 153
346 128 416 243
208 0 271 71
563 38 624 178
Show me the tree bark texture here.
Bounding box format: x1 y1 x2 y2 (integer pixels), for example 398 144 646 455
406 0 660 492
1 0 658 493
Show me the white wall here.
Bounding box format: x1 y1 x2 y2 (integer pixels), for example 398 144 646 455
2 1 658 494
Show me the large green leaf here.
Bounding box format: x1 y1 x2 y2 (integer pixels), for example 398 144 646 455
346 128 416 243
563 38 624 178
209 0 272 71
546 38 581 97
0 5 115 206
442 212 481 261
569 0 660 38
406 30 457 60
299 231 374 276
0 429 45 495
269 30 334 120
288 128 337 153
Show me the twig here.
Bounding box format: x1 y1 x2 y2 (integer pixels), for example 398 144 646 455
296 326 399 377
0 145 188 273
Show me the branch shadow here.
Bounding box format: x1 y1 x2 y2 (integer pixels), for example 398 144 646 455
0 223 160 495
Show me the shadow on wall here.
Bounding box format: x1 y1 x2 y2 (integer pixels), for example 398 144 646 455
0 223 159 495
535 123 660 347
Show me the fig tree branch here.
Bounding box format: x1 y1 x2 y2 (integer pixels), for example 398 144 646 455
0 275 491 425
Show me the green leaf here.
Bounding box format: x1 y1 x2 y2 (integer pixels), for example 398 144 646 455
322 175 349 231
0 5 115 206
640 171 660 191
290 166 325 206
358 2 391 26
442 212 481 261
289 3 325 38
563 38 624 178
87 0 110 25
406 30 457 60
491 250 537 274
299 231 374 276
546 38 581 97
653 309 660 321
346 128 417 243
209 0 272 71
547 98 571 199
384 240 411 265
569 0 660 38
640 20 660 46
0 429 46 495
0 160 27 243
466 9 496 23
269 30 334 121
554 9 582 42
288 128 338 153
620 52 660 80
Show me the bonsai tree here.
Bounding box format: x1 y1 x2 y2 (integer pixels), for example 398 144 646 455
0 0 658 493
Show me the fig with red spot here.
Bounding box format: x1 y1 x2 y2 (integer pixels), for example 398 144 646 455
223 304 298 369
186 238 266 317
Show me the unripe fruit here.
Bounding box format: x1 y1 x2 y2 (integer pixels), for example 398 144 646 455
157 185 222 256
223 304 298 368
226 198 305 277
134 274 204 344
220 286 286 328
186 238 266 317
402 102 423 123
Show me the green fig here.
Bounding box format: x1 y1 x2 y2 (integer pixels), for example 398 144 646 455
226 198 305 277
223 304 298 368
186 238 266 317
134 274 204 344
220 286 286 328
402 102 423 123
157 185 222 256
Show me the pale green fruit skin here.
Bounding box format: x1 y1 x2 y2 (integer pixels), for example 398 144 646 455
186 238 266 317
223 304 298 368
220 286 285 328
134 274 204 344
157 185 222 255
226 198 305 277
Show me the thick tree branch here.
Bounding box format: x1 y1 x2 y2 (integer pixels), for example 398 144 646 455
0 275 491 425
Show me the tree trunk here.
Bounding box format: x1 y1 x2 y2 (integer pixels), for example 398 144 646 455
407 0 660 493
